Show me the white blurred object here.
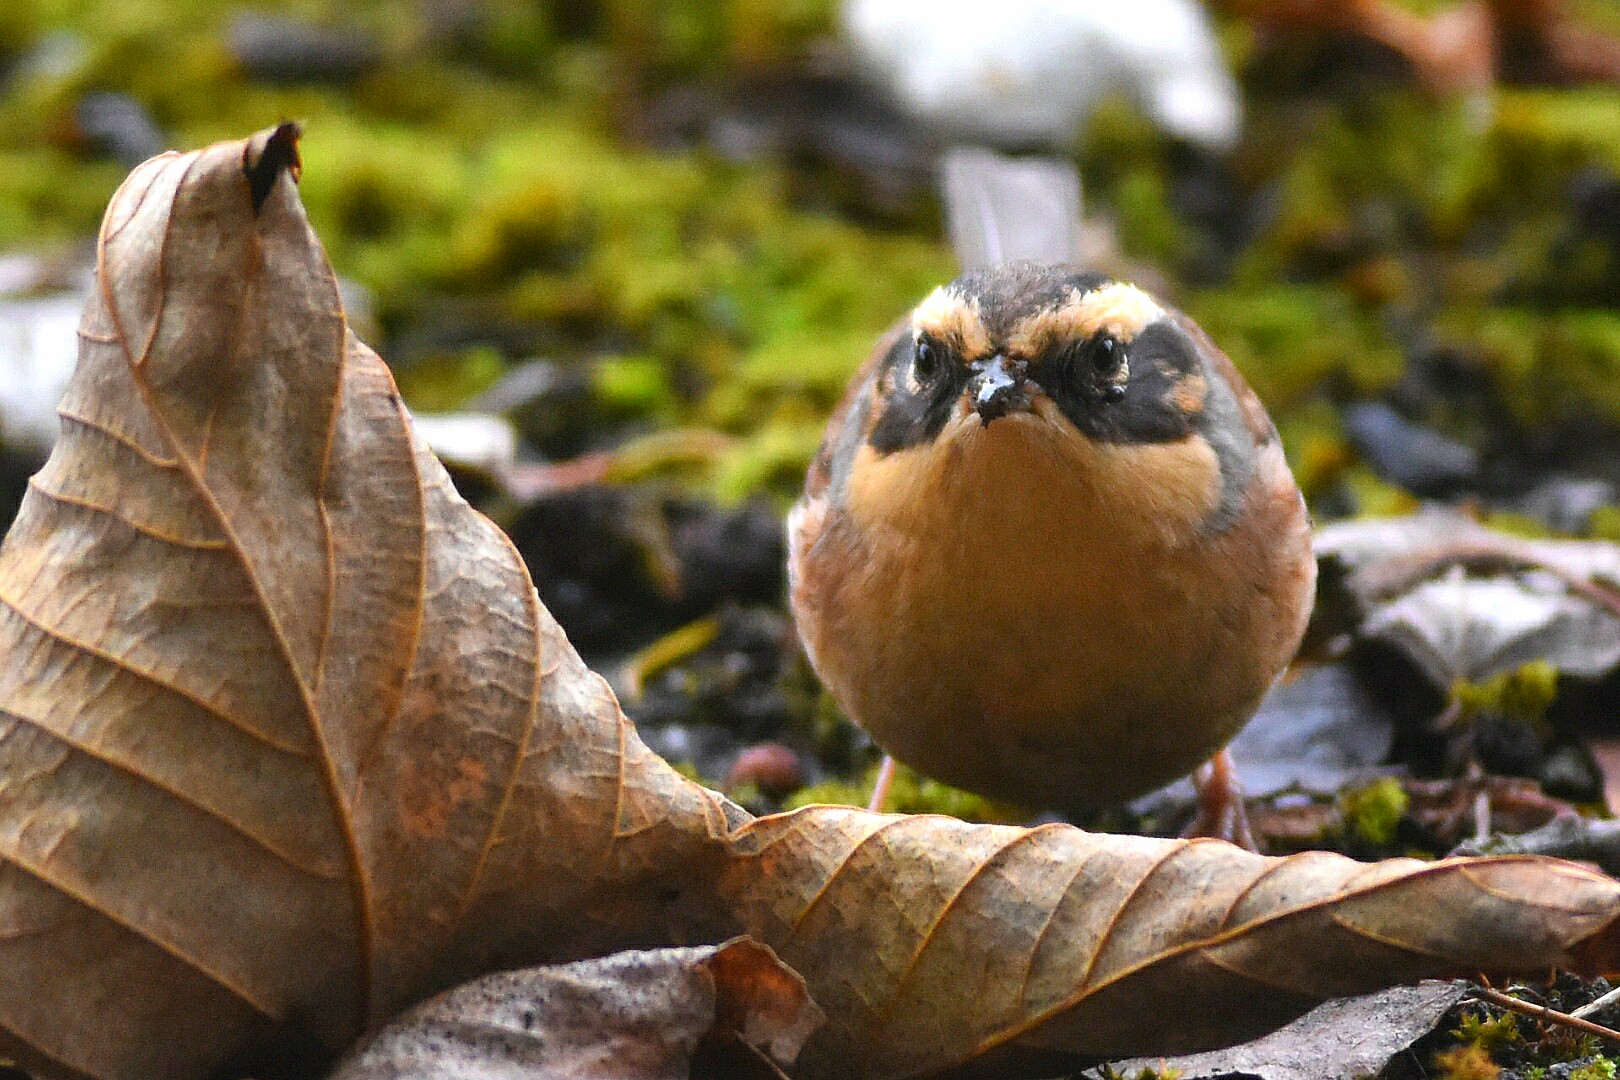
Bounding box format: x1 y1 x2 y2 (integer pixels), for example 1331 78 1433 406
0 255 92 455
940 147 1083 267
842 0 1241 151
410 412 519 476
0 250 376 456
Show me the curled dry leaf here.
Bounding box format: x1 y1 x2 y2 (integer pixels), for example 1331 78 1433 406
1 127 1619 1080
1102 981 1471 1080
1317 511 1620 686
328 937 823 1080
718 809 1620 1078
0 124 739 1080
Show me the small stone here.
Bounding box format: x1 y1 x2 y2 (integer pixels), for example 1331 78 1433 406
73 92 166 167
727 743 805 799
228 14 382 85
1343 401 1478 496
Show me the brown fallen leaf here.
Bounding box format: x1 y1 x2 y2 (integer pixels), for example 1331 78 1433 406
328 937 823 1080
2 127 1620 1080
717 809 1620 1078
1101 981 1472 1080
0 124 739 1080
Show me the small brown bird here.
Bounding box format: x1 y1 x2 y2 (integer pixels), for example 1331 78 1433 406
787 263 1315 842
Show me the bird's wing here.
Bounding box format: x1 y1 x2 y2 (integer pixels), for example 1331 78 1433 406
939 146 1083 269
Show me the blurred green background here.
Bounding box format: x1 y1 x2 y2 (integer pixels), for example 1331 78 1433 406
8 0 1620 819
3 0 1618 522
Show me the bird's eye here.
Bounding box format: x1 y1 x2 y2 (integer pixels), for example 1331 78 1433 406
1092 336 1121 374
913 339 940 384
1084 335 1127 403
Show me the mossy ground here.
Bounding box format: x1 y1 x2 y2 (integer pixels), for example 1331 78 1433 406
7 3 1620 1071
9 1 1620 508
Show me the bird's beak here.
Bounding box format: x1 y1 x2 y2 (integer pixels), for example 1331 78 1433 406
968 355 1033 425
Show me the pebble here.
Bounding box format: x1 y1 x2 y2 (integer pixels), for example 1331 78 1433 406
73 91 166 166
1343 401 1479 496
228 14 382 85
726 743 805 799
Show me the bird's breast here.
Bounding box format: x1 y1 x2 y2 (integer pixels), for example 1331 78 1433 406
807 406 1312 810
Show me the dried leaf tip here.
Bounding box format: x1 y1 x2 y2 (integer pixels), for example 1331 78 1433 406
243 122 303 213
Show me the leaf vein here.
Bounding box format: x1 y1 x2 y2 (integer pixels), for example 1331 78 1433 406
0 838 283 1020
55 409 181 471
0 588 310 757
27 477 227 551
0 705 343 880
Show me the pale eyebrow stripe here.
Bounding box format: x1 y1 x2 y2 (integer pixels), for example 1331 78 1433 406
1006 283 1163 355
911 286 992 357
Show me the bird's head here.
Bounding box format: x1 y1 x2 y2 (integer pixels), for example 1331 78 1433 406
870 263 1213 452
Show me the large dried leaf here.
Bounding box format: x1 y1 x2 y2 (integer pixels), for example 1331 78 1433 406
2 128 1620 1080
717 808 1620 1078
0 126 736 1080
328 937 823 1080
1316 512 1620 686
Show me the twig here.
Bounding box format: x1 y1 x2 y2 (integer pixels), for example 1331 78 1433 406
1573 984 1620 1021
1471 985 1620 1044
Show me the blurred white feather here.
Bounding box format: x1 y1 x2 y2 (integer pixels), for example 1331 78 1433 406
842 0 1241 151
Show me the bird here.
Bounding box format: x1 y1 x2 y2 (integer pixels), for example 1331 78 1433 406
786 262 1316 844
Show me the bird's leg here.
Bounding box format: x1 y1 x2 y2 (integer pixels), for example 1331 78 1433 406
1185 748 1259 851
867 754 899 814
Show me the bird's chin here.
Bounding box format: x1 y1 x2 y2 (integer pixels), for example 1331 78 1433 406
945 398 1063 448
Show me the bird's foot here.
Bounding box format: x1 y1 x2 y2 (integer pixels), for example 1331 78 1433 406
1184 748 1260 852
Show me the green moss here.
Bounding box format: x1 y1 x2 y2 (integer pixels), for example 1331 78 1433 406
709 417 824 503
1340 777 1408 847
603 0 834 88
1234 95 1495 278
782 776 868 812
784 761 1022 823
1110 170 1182 267
1589 506 1620 542
452 175 587 284
1572 1059 1619 1080
600 429 735 484
1077 96 1183 267
443 1 555 78
1454 1009 1521 1054
1496 88 1620 179
1479 511 1557 539
1185 284 1403 409
0 3 37 58
1435 307 1620 428
392 345 506 411
0 149 125 247
1097 1065 1183 1080
593 355 678 419
1454 661 1561 725
295 121 472 300
1276 402 1351 504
